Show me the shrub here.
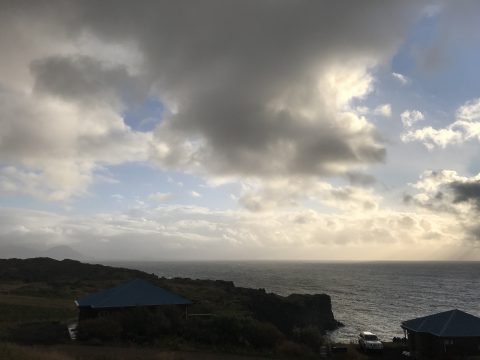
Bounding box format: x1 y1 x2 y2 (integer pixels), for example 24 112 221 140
292 326 324 351
182 315 284 350
7 321 69 345
0 342 74 360
277 340 313 358
243 318 284 349
77 317 122 343
77 307 186 344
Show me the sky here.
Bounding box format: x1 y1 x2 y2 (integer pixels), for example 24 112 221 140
1 1 480 261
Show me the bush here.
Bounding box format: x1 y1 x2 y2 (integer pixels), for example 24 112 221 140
77 317 122 343
117 308 173 343
76 310 284 351
292 326 324 351
7 322 69 345
182 316 239 345
277 340 313 358
77 307 186 344
182 316 284 350
243 318 284 349
0 342 74 360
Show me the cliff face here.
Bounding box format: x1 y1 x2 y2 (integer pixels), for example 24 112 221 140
151 276 340 334
246 290 339 334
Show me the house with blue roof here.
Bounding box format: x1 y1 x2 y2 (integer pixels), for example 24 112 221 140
75 278 192 321
402 309 480 359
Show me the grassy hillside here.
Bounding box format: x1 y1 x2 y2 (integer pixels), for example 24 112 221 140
0 258 339 332
0 258 342 359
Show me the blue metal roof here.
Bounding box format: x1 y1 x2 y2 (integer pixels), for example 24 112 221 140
402 309 480 337
76 279 192 308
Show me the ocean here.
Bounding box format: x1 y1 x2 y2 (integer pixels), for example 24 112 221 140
105 261 480 343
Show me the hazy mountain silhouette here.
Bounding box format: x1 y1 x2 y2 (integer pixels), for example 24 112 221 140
0 244 85 260
41 245 85 260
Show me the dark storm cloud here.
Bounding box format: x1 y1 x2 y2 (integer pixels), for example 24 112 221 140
30 55 143 107
0 0 432 190
4 0 426 179
450 181 480 209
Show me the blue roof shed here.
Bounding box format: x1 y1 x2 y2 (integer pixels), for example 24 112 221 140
76 278 192 309
402 309 480 338
402 309 480 360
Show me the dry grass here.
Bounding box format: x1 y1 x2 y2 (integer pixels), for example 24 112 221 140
0 294 74 309
0 343 274 360
329 342 408 360
0 289 76 329
57 344 274 360
0 342 74 360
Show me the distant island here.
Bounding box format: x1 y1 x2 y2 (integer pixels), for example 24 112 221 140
0 257 341 359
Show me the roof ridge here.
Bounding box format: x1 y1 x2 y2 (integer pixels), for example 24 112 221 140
438 309 457 336
95 279 139 308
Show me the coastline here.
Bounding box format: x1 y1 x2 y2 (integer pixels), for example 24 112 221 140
0 258 342 358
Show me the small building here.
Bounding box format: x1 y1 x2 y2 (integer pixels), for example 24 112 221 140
75 278 192 321
402 309 480 360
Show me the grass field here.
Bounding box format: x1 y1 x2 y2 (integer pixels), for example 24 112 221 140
0 283 77 335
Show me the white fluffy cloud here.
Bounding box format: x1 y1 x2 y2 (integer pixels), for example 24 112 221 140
392 72 410 85
402 98 480 149
405 169 480 242
148 192 172 202
238 178 380 213
374 104 392 117
401 110 425 127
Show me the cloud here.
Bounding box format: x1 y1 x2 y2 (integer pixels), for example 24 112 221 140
374 104 392 117
0 6 154 200
148 192 172 202
0 1 437 202
450 181 480 210
402 98 480 149
402 127 462 150
401 110 424 127
413 1 480 75
345 172 376 186
2 1 480 260
0 86 151 200
392 72 410 85
150 60 386 179
111 194 124 201
190 191 201 198
56 0 430 181
0 204 463 260
405 169 480 242
30 54 145 108
238 178 380 212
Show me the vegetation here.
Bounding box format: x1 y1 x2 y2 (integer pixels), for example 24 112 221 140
0 257 344 358
0 342 73 360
